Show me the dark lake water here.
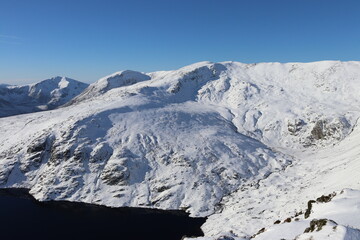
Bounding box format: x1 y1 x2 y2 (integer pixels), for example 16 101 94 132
0 188 205 240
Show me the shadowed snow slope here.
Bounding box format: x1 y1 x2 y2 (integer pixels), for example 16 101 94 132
0 77 88 117
1 61 360 239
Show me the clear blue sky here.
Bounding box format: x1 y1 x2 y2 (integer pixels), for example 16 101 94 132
1 0 360 84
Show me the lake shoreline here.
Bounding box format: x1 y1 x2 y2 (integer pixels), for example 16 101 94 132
0 187 206 240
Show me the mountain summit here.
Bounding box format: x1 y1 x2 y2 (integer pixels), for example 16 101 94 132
66 70 151 105
0 76 88 117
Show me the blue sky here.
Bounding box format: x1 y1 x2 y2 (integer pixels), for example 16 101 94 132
1 0 360 84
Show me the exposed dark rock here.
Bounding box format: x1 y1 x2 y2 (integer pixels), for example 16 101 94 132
251 228 266 238
21 136 53 172
311 120 326 140
294 210 303 217
304 200 316 219
304 219 328 233
169 82 182 93
73 147 90 162
309 117 351 142
283 217 291 223
89 143 113 163
316 193 336 203
304 192 337 219
287 119 305 135
100 162 129 185
27 139 48 153
156 186 171 192
49 146 71 166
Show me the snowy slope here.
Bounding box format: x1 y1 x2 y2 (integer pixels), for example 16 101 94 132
1 61 360 239
65 70 151 104
247 189 360 240
0 76 88 117
196 106 360 239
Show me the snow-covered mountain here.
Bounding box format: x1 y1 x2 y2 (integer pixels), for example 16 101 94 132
1 61 360 239
0 76 88 117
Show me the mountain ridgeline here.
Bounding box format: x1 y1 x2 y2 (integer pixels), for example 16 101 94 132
1 61 360 240
0 76 88 117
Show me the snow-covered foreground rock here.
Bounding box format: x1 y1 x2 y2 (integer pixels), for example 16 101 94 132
248 189 360 240
0 76 88 117
1 61 360 239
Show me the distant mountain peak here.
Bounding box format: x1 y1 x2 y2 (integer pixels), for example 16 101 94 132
0 76 88 117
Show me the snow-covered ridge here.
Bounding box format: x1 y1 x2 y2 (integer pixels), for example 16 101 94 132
1 61 360 239
65 70 151 105
70 60 360 149
0 76 88 117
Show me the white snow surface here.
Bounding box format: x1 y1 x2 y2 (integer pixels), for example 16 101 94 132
1 61 360 239
248 189 360 240
0 76 88 117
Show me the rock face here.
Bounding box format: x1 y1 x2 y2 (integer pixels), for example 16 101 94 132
0 103 288 216
1 61 360 238
309 118 350 141
0 76 88 117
